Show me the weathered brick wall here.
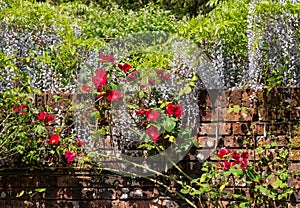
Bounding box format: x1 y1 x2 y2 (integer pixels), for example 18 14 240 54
0 88 299 208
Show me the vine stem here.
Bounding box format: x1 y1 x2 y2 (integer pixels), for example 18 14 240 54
102 166 197 208
92 152 198 207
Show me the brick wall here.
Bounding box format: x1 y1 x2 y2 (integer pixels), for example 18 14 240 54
0 87 299 208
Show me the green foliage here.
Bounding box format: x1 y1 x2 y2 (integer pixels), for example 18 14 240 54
181 144 293 207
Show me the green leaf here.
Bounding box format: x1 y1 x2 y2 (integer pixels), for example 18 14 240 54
230 166 243 177
272 178 286 189
180 189 189 194
183 85 192 94
220 183 227 191
257 146 264 154
191 74 198 81
35 188 46 193
163 117 176 132
233 105 240 113
189 81 196 87
240 202 250 208
138 91 144 98
52 95 61 99
16 190 25 197
127 104 139 109
192 139 199 148
200 173 207 183
36 125 45 135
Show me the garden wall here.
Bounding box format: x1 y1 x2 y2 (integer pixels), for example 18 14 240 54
0 87 300 208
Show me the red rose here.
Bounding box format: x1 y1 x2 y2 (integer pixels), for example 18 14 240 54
106 54 115 64
77 138 86 147
166 103 182 118
48 134 60 145
82 84 92 92
240 159 248 170
141 84 149 89
99 53 115 64
223 160 232 170
146 126 160 142
148 77 155 86
92 69 107 89
107 90 122 102
155 69 170 80
36 112 54 123
155 69 164 77
217 148 231 159
135 108 146 115
20 104 27 111
241 151 248 159
118 63 132 72
162 73 171 80
126 70 138 82
65 150 76 164
145 109 160 122
12 105 19 112
231 151 240 161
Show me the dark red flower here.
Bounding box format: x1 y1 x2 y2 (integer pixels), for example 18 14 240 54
135 108 146 115
12 105 19 112
241 151 248 159
82 84 92 92
13 104 27 114
218 160 232 171
141 84 149 89
217 148 231 159
65 150 76 164
166 103 182 118
48 134 60 145
145 109 160 122
174 104 182 118
155 69 170 80
106 54 115 64
223 160 232 170
126 70 138 82
107 90 123 102
92 69 107 89
36 112 54 123
146 126 160 142
155 69 164 77
20 104 27 111
118 63 132 72
100 53 115 64
77 138 86 147
240 159 248 170
148 77 155 86
231 151 249 170
231 151 240 161
99 53 106 62
162 73 171 80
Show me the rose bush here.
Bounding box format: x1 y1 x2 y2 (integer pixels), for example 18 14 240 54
78 52 196 156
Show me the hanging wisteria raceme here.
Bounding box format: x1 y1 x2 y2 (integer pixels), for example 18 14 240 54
0 22 80 93
246 0 300 87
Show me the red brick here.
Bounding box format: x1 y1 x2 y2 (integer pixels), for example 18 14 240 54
230 89 242 105
57 176 79 187
199 123 231 136
291 88 300 107
241 89 254 107
232 123 252 135
289 150 300 161
288 177 300 189
291 108 300 120
224 136 254 148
